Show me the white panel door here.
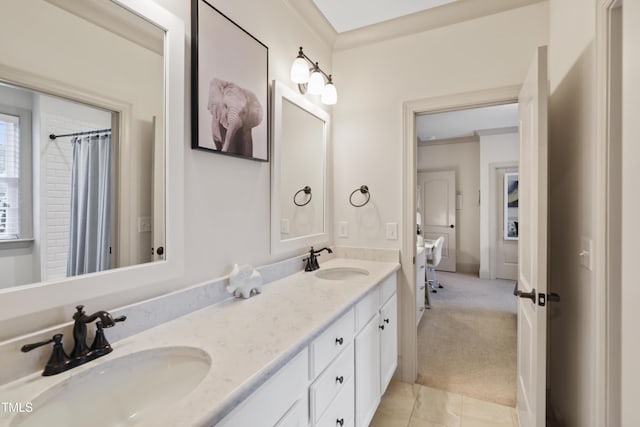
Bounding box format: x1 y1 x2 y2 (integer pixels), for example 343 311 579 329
418 170 456 272
516 45 549 427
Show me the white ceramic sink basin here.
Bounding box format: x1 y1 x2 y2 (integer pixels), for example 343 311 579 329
12 346 210 427
315 267 370 281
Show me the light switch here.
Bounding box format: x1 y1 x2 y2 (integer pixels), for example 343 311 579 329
281 218 290 234
579 237 592 271
386 222 398 240
338 221 348 238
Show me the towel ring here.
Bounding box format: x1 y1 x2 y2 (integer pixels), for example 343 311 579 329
294 186 312 207
349 185 370 207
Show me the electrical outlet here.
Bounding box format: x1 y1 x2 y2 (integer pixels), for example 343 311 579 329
137 216 152 233
386 222 398 240
338 221 348 238
281 218 290 234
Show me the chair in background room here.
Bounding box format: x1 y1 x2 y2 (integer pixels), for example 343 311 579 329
426 236 445 293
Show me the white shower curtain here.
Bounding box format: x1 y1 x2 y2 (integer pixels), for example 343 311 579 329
67 133 112 276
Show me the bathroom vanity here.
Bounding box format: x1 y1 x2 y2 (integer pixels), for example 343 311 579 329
0 256 399 427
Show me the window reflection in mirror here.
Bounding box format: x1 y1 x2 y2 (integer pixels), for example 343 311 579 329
0 0 165 290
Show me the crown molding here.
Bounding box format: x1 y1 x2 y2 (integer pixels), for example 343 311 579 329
333 0 546 51
282 0 338 48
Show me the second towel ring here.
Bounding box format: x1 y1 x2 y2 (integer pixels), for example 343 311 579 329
349 185 370 207
294 186 312 207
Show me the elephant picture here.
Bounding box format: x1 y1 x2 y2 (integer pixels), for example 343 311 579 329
208 78 264 157
191 0 268 161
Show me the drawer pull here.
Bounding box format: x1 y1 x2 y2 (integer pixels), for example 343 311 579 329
335 337 344 345
336 375 344 384
420 265 425 269
336 418 344 426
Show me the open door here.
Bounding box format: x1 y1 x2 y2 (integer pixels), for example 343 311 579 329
515 45 549 427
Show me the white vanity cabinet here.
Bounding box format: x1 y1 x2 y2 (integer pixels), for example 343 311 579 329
215 271 398 427
416 247 427 325
354 274 398 427
217 348 309 427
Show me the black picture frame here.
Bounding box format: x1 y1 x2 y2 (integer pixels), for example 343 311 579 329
191 0 269 161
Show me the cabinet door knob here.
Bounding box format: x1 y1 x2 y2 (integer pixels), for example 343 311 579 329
379 324 385 330
335 337 344 345
336 375 344 384
384 318 390 324
336 419 344 426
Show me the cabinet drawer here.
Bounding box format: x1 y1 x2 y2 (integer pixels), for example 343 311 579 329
310 343 355 424
310 308 355 378
355 288 379 331
380 273 397 304
315 376 355 427
217 348 308 427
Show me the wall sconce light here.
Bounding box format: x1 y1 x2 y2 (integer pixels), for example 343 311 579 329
290 46 337 105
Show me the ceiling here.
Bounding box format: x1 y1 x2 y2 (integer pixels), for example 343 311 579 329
312 0 459 33
416 103 518 142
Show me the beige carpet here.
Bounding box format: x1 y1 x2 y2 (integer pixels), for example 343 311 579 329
417 271 517 407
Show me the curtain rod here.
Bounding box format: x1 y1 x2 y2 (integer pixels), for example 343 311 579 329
49 129 111 140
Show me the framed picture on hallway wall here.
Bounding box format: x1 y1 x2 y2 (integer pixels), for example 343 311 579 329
191 0 269 161
504 172 519 240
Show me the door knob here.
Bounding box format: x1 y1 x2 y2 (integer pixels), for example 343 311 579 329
514 282 536 304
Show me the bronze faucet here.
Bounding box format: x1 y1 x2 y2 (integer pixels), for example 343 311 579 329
21 305 126 376
303 246 333 271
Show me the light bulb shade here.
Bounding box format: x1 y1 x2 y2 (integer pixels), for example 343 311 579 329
321 82 337 105
290 57 310 83
307 70 325 95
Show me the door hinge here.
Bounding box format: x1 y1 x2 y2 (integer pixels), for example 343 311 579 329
412 255 415 265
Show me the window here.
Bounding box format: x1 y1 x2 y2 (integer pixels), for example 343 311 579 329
0 108 31 241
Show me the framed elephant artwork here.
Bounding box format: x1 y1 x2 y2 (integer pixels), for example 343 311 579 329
191 0 269 161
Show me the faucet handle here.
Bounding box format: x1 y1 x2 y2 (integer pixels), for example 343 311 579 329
21 334 63 353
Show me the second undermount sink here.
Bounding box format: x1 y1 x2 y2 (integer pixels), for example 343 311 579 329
12 346 210 427
315 267 370 281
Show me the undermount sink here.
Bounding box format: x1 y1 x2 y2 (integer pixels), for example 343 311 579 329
315 267 370 281
12 346 210 427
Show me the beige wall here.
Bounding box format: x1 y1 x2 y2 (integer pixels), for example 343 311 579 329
547 0 598 425
621 1 640 425
417 141 480 273
331 2 549 250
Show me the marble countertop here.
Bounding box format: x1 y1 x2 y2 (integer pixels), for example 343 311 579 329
0 257 399 427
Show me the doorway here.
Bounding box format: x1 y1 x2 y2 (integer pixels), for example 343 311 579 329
414 102 519 406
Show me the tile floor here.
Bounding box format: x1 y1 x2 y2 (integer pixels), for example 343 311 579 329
370 381 519 427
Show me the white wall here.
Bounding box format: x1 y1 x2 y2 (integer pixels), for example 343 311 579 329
478 131 519 278
417 141 480 273
332 2 549 251
546 0 598 425
621 1 640 425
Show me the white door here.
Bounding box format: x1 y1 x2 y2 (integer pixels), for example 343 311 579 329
418 170 456 272
496 167 518 280
516 45 549 427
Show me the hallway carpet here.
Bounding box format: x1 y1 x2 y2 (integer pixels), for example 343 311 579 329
417 271 517 407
